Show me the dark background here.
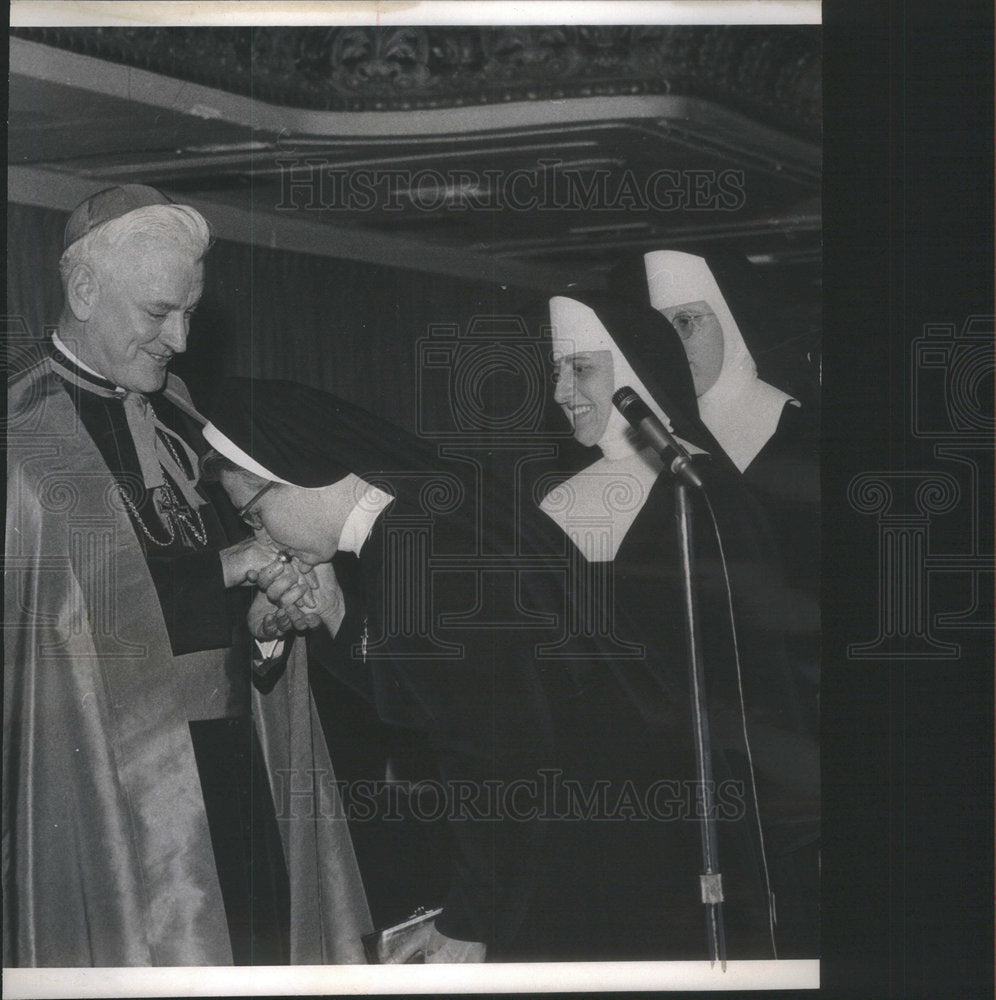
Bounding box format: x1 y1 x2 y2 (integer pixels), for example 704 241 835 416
821 3 993 999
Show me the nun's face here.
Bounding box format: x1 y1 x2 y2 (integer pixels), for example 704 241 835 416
552 350 615 447
661 300 725 396
220 470 340 566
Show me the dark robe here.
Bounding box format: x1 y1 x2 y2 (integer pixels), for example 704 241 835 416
515 456 817 960
743 401 821 693
306 464 559 949
4 356 371 966
522 292 819 960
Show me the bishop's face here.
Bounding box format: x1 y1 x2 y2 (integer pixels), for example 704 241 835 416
551 350 615 447
75 240 204 393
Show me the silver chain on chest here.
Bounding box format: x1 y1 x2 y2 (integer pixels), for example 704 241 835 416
117 433 208 548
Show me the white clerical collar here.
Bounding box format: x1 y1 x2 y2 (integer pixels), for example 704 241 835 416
338 483 394 555
52 332 120 387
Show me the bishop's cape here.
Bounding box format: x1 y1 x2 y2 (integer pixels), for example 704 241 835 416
3 357 372 967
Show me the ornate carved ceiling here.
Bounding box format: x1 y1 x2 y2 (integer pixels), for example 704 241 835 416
9 27 821 293
12 25 820 137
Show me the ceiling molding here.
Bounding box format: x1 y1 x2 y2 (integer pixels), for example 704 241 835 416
10 35 821 157
8 164 602 292
8 31 821 280
11 25 820 137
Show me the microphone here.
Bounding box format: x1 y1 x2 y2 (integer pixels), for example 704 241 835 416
612 386 706 490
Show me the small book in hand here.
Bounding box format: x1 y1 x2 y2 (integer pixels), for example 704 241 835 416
362 906 444 964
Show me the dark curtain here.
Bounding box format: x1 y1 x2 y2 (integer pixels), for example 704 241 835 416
6 204 68 358
6 202 560 437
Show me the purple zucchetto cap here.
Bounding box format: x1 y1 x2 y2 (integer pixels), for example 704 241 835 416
63 184 173 249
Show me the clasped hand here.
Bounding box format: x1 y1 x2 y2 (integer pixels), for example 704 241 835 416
247 557 320 639
235 539 345 641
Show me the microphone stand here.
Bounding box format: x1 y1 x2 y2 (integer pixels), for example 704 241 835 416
611 388 726 966
674 479 727 970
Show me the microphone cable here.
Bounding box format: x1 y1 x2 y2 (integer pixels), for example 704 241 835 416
700 487 779 961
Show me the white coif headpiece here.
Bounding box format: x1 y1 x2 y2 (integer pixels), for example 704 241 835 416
643 250 793 471
202 422 294 485
549 295 676 460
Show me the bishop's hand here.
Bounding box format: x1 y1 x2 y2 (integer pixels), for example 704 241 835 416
220 532 301 588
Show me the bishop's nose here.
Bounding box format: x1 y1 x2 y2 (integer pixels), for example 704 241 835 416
159 313 190 354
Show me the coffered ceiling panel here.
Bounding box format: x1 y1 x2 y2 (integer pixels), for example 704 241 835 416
9 27 822 288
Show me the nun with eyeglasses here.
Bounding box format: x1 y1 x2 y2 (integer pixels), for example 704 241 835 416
200 378 561 963
642 250 819 478
527 292 819 960
644 250 820 689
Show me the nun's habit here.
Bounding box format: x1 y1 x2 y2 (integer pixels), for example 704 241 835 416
646 252 821 945
643 250 808 473
205 379 557 952
644 251 820 640
533 294 819 959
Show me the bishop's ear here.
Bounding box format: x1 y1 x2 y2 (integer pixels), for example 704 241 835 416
65 263 99 322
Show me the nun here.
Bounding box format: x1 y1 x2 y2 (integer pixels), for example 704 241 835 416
200 378 558 963
534 293 819 959
644 252 821 934
642 250 818 477
643 252 820 680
